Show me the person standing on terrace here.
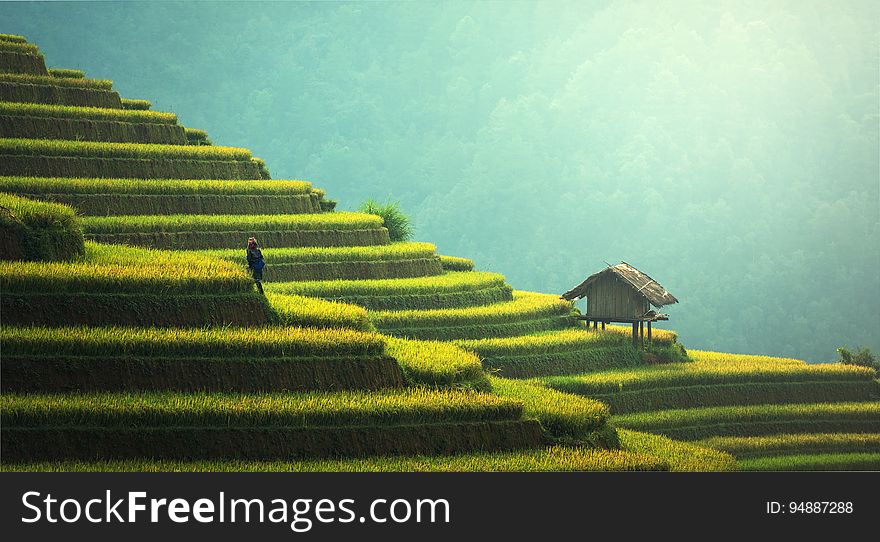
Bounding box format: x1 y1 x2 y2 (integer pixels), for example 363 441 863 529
246 237 265 295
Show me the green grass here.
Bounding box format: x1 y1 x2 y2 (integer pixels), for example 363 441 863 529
1 242 252 294
1 389 523 428
738 453 880 471
1 446 668 472
202 242 437 263
617 429 738 471
489 376 612 444
82 212 383 234
0 72 112 89
267 271 506 298
121 98 151 110
438 254 475 271
689 350 807 365
544 359 877 396
699 433 880 459
385 337 489 390
0 34 28 43
0 101 177 124
266 292 373 331
1 324 384 359
0 176 311 195
372 291 574 329
614 402 880 440
0 138 251 161
48 68 85 79
455 328 628 356
453 329 642 377
604 324 678 345
0 192 84 261
0 41 40 55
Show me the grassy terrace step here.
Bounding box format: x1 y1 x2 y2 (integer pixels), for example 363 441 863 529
0 34 29 44
0 114 187 144
613 402 880 441
1 446 669 472
49 68 85 79
688 349 808 365
0 138 250 159
0 51 48 75
0 176 313 194
1 325 401 393
543 359 879 413
372 291 575 340
438 254 474 271
738 452 880 471
489 377 615 446
0 101 177 123
0 41 40 55
19 192 322 216
1 242 272 326
455 329 643 378
1 390 544 461
82 212 388 249
202 242 443 281
0 192 84 261
266 271 513 310
385 338 489 390
0 79 122 109
617 429 738 471
699 433 880 459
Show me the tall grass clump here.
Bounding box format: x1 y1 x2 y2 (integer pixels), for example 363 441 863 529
0 192 83 261
358 199 413 242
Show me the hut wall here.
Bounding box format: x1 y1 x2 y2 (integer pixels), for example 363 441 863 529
585 275 649 319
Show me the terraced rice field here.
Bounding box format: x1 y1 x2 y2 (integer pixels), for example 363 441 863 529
2 32 877 473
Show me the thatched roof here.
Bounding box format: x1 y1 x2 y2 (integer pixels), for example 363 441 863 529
561 262 679 307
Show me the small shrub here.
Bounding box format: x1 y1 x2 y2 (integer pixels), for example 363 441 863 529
837 346 878 374
358 199 413 242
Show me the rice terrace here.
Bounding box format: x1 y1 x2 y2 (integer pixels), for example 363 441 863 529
0 20 878 477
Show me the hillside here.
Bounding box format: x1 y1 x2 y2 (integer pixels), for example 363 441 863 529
1 33 877 472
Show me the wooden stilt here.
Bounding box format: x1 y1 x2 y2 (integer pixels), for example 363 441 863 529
632 322 638 345
593 320 598 329
639 321 644 348
601 321 606 330
647 321 652 342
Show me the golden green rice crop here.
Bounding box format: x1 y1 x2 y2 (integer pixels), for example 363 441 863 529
543 359 875 395
0 138 251 161
699 433 880 458
455 328 627 356
605 324 677 343
121 98 151 110
385 337 488 389
489 376 609 440
0 176 311 195
1 389 523 427
614 402 880 431
265 292 372 331
267 271 506 298
737 453 880 471
0 41 39 54
48 68 85 79
0 101 177 124
0 34 28 44
201 242 436 264
689 350 806 365
0 325 385 358
1 446 668 472
617 429 738 471
82 212 382 234
0 191 79 231
0 73 113 89
372 291 572 328
438 255 474 271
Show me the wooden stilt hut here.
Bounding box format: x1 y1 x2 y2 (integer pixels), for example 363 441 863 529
561 262 678 347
